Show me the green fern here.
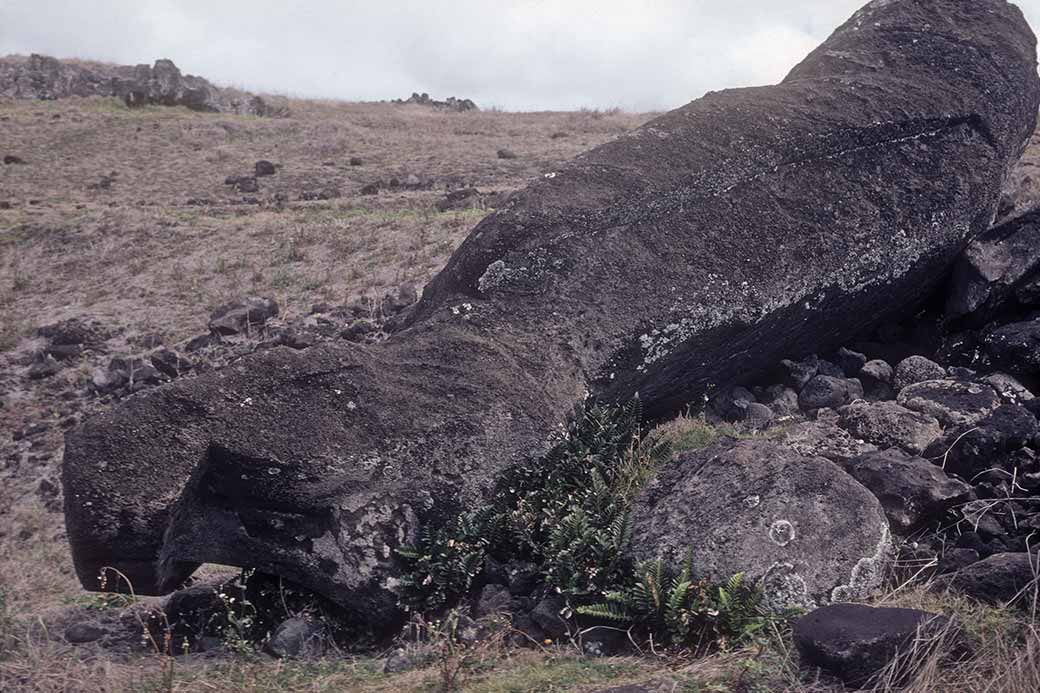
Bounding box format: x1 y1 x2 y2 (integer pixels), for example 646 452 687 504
577 559 769 649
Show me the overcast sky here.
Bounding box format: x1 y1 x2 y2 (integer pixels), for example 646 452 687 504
3 1 1040 112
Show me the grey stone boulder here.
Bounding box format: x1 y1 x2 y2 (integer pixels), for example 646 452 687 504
266 617 327 658
893 356 946 393
842 449 971 533
794 603 962 686
761 385 800 418
629 440 892 611
938 553 1039 606
799 376 863 412
783 420 878 465
61 0 1040 627
859 359 895 401
708 385 756 421
473 584 516 619
897 379 1002 428
837 400 942 455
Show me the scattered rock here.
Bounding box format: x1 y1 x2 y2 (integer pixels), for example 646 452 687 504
473 584 516 619
349 157 364 167
436 187 482 212
842 449 971 533
151 348 193 379
530 596 568 640
938 553 1039 605
794 603 962 686
835 347 867 377
894 356 947 392
897 379 1002 428
3 154 26 165
983 319 1040 376
208 297 279 336
923 404 1038 480
266 617 327 658
837 401 942 455
496 148 518 160
799 376 863 411
28 356 63 380
860 359 895 400
780 355 819 391
254 160 276 177
783 420 879 465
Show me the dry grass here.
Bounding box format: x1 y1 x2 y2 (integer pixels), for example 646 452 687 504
0 96 648 341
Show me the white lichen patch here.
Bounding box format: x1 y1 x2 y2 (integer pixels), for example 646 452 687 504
768 519 796 547
831 522 893 603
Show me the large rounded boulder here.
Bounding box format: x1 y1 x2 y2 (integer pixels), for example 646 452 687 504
628 440 893 610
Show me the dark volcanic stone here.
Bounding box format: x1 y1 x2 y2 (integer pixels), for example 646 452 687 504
61 0 1040 627
835 347 867 377
939 553 1039 605
799 376 863 411
28 356 63 380
151 348 192 379
983 319 1040 376
923 404 1038 480
629 440 891 610
859 359 895 399
842 448 970 533
255 160 276 177
794 603 957 686
266 617 326 658
208 296 279 335
947 207 1040 325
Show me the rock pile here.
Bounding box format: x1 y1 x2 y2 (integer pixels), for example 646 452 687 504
394 92 478 112
0 54 287 117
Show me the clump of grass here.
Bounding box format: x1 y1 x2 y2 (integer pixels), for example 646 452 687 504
652 413 745 453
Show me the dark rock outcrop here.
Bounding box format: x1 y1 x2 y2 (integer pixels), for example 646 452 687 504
628 440 892 610
0 54 286 117
62 0 1040 626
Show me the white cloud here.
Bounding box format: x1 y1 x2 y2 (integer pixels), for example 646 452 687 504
1 0 1039 111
